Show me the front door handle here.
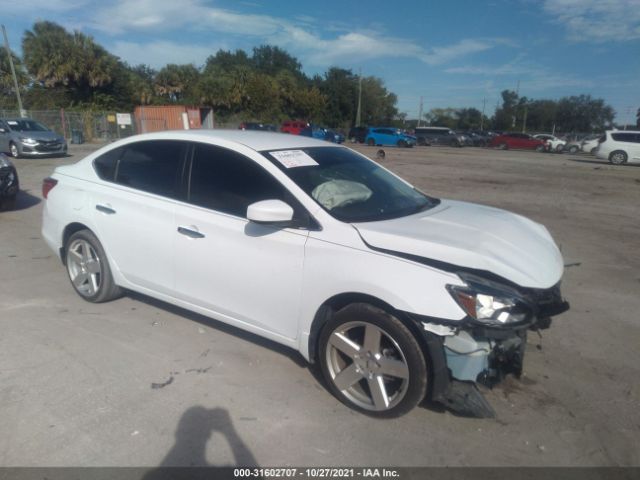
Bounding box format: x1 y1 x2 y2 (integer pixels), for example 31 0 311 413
177 226 205 239
96 204 116 214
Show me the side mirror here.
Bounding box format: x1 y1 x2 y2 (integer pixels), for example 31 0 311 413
0 128 6 133
247 199 294 225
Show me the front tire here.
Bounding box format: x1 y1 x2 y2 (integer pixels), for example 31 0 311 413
397 140 407 148
568 145 579 153
319 303 428 418
367 138 375 146
609 150 627 165
9 142 19 158
535 145 545 152
65 230 122 303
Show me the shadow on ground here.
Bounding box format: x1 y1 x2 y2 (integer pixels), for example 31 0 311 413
141 406 257 478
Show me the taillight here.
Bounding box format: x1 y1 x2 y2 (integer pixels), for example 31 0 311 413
42 177 58 199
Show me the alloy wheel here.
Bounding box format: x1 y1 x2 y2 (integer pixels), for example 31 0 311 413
66 239 103 297
325 321 410 412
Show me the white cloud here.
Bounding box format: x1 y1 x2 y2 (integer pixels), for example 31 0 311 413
543 0 640 43
0 0 89 12
109 40 224 68
445 57 594 92
88 0 506 67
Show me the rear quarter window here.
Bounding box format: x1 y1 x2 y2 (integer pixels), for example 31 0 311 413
93 146 124 181
611 133 635 143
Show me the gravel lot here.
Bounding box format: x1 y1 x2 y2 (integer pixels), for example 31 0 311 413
1 141 639 467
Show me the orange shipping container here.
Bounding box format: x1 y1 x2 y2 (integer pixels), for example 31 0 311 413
134 105 210 133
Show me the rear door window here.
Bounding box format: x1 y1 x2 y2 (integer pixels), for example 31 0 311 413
115 140 185 198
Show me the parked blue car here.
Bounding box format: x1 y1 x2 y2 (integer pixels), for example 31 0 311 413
365 127 416 147
300 126 344 144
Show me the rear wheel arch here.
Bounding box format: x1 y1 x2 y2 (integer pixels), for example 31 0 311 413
61 222 94 264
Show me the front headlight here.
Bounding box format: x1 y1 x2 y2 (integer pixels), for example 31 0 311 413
447 274 531 326
20 137 38 146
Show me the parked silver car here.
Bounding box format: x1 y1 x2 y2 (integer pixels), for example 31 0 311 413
0 118 67 158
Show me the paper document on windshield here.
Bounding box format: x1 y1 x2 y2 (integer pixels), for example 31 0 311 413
270 150 318 168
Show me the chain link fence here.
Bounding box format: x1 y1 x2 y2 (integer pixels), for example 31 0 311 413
0 109 137 143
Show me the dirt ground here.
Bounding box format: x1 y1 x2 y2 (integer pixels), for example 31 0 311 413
0 141 638 467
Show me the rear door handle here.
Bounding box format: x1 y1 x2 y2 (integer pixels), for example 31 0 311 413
177 226 205 239
96 204 116 214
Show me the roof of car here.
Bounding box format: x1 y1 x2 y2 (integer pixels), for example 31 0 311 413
117 129 337 152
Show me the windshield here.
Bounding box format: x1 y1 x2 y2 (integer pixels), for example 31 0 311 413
262 147 439 223
6 120 50 132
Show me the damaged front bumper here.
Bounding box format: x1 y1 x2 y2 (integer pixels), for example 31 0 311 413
407 282 569 417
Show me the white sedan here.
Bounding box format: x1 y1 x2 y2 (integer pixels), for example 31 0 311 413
41 130 569 417
533 134 566 152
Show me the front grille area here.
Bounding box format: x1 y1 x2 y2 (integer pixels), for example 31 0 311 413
34 141 63 152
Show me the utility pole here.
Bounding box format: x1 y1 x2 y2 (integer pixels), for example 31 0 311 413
512 79 520 128
417 96 423 127
522 105 528 133
480 97 486 131
355 68 362 127
2 25 24 116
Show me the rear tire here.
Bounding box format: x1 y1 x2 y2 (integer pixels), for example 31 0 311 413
609 150 627 165
497 143 508 150
65 230 122 303
1 194 16 211
319 303 428 418
568 145 579 153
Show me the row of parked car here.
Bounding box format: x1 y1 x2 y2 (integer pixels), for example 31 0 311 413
240 120 345 144
346 125 626 156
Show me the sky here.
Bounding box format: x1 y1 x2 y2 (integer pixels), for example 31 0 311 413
2 0 639 124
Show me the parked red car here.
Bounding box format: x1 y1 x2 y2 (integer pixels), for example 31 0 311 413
280 120 308 135
490 132 546 151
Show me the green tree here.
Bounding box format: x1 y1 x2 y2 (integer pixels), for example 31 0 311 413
154 64 200 103
424 108 458 129
126 64 156 105
360 76 397 125
555 95 614 132
204 49 251 72
493 90 519 130
0 48 28 108
23 21 117 91
251 45 302 77
318 67 357 128
456 108 484 130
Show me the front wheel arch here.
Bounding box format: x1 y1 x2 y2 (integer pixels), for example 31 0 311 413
308 293 396 363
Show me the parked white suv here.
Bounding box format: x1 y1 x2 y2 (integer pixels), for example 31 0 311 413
595 130 640 165
41 131 569 417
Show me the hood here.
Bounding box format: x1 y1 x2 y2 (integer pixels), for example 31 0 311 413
14 130 63 142
354 199 564 289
